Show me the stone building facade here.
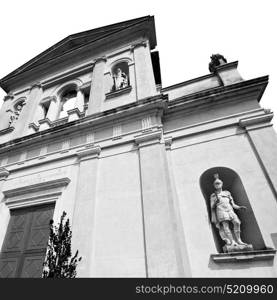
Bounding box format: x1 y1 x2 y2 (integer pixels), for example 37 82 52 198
0 16 277 277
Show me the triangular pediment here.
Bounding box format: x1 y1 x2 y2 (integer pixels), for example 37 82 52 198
0 16 155 91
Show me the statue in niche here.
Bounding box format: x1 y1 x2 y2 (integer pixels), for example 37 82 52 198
209 54 227 73
210 173 253 253
112 67 128 91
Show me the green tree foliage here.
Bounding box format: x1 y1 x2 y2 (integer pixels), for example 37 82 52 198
42 211 82 278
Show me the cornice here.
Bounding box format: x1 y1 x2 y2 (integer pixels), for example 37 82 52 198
239 112 274 128
135 129 162 147
0 94 167 153
0 167 10 180
167 76 269 114
76 144 101 161
2 177 71 198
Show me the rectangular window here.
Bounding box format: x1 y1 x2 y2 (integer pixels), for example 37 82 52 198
0 204 54 278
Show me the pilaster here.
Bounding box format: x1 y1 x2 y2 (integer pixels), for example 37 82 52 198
239 111 277 199
87 57 107 115
135 130 181 277
12 82 43 139
131 41 157 100
72 144 101 277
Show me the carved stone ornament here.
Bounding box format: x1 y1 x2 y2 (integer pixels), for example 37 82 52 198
7 101 25 127
209 54 227 73
210 173 253 253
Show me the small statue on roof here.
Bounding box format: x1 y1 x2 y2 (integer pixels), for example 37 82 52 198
209 54 227 73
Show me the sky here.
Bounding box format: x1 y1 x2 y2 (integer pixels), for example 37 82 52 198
0 0 276 127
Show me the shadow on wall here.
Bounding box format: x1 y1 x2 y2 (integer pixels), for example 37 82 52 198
200 167 266 253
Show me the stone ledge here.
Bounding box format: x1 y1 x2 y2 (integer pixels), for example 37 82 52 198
0 126 14 136
239 113 274 128
105 86 132 100
211 249 276 263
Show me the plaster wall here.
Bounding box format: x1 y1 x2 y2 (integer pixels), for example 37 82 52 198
170 132 277 277
91 150 146 277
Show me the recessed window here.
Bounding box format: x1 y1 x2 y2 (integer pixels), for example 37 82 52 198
59 89 77 119
41 101 50 119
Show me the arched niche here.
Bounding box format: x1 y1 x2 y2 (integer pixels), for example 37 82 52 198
110 61 130 92
57 84 78 119
200 167 266 253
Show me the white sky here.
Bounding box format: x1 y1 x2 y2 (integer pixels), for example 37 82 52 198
0 0 276 128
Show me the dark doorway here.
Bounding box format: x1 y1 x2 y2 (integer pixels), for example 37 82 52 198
0 204 54 278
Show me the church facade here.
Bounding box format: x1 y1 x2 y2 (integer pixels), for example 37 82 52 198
0 16 277 278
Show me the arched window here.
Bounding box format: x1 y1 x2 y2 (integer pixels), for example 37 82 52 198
59 89 77 119
200 167 266 253
111 61 129 92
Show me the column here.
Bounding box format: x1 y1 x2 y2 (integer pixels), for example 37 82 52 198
87 57 106 115
71 145 101 277
0 94 14 132
135 130 181 277
132 41 157 100
12 82 43 139
67 88 84 122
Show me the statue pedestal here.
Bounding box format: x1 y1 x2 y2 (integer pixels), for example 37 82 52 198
223 243 253 253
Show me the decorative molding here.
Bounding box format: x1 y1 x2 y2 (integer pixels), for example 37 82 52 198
105 85 132 100
135 130 162 148
28 122 40 132
130 41 147 52
239 113 274 128
214 61 239 72
31 82 42 89
0 167 10 180
3 177 70 209
76 144 101 161
79 82 91 92
87 132 95 143
38 118 52 125
112 124 122 140
142 116 152 131
40 96 57 104
0 126 14 136
164 136 173 150
67 108 82 118
211 249 276 263
3 93 14 102
94 56 107 64
51 117 69 127
3 177 70 198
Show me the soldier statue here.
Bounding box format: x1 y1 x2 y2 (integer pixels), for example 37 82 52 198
210 173 252 252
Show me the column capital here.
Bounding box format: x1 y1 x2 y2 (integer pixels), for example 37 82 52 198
40 96 57 105
3 93 14 102
0 167 10 180
77 144 101 161
94 56 107 64
164 136 173 150
31 82 42 90
135 130 162 148
130 41 147 52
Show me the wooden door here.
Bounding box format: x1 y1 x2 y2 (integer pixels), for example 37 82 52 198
0 204 54 278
